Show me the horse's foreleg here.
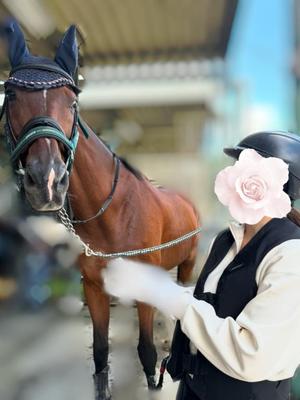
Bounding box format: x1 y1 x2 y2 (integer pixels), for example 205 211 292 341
83 278 111 400
136 301 158 389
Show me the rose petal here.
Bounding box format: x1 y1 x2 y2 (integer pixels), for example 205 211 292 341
214 167 234 205
238 148 264 164
244 196 270 210
235 175 268 204
228 195 265 224
260 157 289 189
238 154 288 193
220 162 243 187
263 191 291 218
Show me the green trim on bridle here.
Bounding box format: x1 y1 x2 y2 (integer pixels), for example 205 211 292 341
1 96 90 175
0 63 121 225
0 63 90 174
10 126 80 171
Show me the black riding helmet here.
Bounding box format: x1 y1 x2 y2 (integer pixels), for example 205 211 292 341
223 131 300 201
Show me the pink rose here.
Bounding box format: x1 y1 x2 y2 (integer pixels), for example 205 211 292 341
214 149 291 224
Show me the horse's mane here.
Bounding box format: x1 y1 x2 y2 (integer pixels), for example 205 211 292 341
118 157 144 180
99 137 144 181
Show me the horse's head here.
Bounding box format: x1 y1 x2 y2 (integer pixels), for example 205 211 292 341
7 85 78 212
1 19 81 211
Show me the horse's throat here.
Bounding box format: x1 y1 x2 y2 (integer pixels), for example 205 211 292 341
68 131 119 225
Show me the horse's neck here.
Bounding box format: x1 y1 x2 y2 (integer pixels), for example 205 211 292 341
68 127 122 225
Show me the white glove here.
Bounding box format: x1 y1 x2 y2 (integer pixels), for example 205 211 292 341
102 258 194 319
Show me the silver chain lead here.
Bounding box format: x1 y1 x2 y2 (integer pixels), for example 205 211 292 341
57 207 202 259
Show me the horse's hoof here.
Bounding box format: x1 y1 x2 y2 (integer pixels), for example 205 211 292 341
147 375 159 391
93 366 112 400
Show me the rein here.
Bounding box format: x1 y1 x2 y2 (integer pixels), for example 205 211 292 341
0 61 121 225
58 206 202 258
1 62 203 255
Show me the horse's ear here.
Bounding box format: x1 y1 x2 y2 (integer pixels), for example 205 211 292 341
54 25 78 79
1 18 29 68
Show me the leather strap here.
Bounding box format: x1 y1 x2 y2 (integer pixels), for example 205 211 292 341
71 156 120 224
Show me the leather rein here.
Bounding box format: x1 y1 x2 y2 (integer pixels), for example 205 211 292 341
0 63 120 224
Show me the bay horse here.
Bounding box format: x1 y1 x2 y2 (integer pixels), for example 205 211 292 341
0 20 200 399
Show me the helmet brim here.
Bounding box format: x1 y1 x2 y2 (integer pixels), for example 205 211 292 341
223 146 245 159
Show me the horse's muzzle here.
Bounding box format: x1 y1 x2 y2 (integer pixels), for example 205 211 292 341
24 162 69 211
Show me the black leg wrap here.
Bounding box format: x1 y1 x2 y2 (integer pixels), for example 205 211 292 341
93 366 112 400
93 331 109 374
146 374 158 390
137 340 157 376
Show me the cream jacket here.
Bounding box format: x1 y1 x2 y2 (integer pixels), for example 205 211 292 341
182 221 300 382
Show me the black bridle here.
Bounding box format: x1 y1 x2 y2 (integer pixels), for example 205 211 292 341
0 62 120 223
0 63 90 174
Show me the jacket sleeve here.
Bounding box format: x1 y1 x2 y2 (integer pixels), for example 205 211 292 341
180 239 300 382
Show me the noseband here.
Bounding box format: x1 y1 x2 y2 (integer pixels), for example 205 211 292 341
0 63 89 175
0 62 120 224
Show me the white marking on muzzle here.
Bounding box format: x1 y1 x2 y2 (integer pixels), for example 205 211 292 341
45 138 51 149
42 89 48 113
47 168 55 201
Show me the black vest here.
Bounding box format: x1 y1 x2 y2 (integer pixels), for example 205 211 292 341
167 217 300 400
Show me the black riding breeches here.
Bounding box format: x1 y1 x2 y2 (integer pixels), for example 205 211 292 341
176 379 201 400
175 376 292 400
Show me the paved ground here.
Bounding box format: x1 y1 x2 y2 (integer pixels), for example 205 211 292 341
0 310 94 400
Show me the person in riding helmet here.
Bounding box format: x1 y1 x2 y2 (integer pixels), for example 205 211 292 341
103 131 300 400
